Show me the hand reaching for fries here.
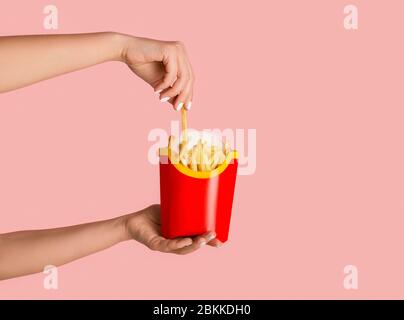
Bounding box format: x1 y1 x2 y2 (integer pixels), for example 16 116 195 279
0 32 194 112
125 205 223 254
120 35 195 111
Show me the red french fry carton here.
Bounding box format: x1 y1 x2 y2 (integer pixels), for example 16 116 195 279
159 147 238 242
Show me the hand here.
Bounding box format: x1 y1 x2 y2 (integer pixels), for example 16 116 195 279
125 204 222 254
119 34 195 111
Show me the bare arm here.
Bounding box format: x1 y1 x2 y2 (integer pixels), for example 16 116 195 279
0 32 194 110
0 205 217 281
0 32 123 93
0 214 127 280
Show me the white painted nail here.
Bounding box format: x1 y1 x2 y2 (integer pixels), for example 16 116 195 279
175 102 184 111
160 97 170 103
185 101 192 110
199 240 207 248
207 233 216 242
154 89 163 95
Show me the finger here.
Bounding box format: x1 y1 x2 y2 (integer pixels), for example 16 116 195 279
173 80 191 112
149 236 192 252
159 72 188 107
168 50 193 110
183 86 193 111
154 54 178 93
164 237 193 251
183 55 195 111
171 236 206 255
160 65 189 110
201 231 217 243
159 96 176 106
207 238 223 248
172 231 216 255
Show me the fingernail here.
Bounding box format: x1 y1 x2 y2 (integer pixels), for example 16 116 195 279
207 232 216 242
175 102 184 111
215 243 222 248
199 240 207 248
160 97 170 103
185 102 192 110
154 89 163 94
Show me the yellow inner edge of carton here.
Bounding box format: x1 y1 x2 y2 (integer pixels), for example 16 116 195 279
159 147 238 179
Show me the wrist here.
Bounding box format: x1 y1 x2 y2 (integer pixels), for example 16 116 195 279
119 210 143 242
107 32 130 62
119 214 132 242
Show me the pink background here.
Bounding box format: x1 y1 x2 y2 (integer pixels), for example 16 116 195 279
1 0 404 299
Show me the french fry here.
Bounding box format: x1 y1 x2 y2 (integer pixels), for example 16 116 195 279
179 141 189 166
190 144 198 171
168 134 230 172
218 150 226 164
194 142 203 171
180 154 189 167
168 136 180 164
224 140 230 155
170 106 231 172
202 151 210 171
181 109 187 135
211 149 220 169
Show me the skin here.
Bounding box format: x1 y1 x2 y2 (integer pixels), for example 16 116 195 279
0 32 220 281
0 205 221 281
0 32 194 110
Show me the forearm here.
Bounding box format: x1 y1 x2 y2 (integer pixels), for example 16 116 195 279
0 32 126 93
0 215 130 280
